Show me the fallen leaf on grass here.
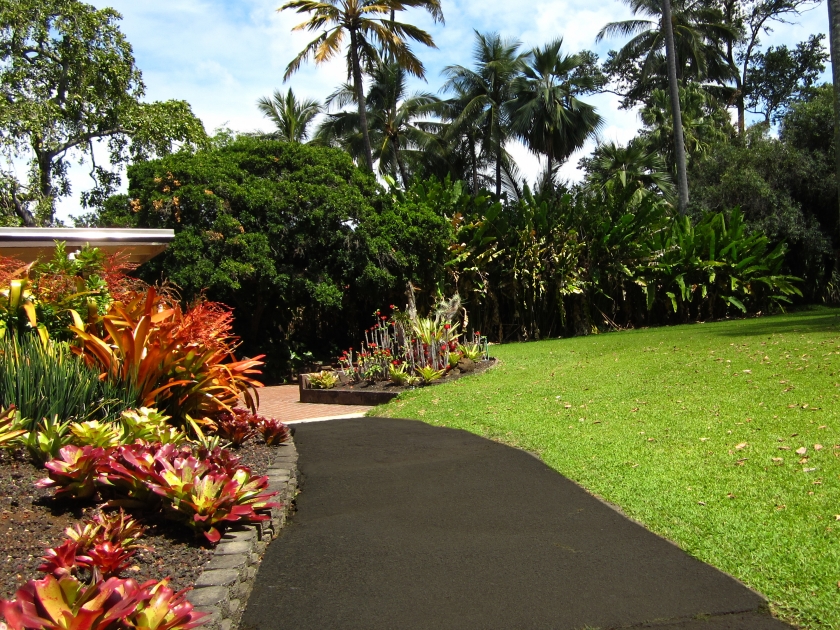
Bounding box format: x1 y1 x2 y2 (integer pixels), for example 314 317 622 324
799 457 809 464
735 442 747 450
814 444 823 451
771 457 784 465
778 446 791 450
735 458 748 466
700 437 710 442
743 369 751 374
727 493 736 499
803 467 816 472
647 438 655 442
796 447 807 456
698 501 706 506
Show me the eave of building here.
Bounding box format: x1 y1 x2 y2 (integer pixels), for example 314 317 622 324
0 228 175 265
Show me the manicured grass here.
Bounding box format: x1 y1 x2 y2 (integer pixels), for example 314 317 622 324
376 307 840 629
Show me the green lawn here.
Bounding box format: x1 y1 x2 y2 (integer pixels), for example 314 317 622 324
376 307 840 629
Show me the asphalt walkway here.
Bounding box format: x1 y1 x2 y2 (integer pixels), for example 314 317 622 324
242 417 792 630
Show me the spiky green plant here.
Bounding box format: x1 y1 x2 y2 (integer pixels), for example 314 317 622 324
0 335 137 431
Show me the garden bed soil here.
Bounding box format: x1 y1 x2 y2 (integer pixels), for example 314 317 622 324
0 439 283 602
300 358 497 405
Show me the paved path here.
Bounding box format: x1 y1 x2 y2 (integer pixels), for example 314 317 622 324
242 417 791 630
256 385 373 423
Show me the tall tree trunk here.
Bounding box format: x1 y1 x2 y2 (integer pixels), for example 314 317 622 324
394 137 409 186
661 0 689 215
829 0 840 236
469 135 479 193
349 29 374 172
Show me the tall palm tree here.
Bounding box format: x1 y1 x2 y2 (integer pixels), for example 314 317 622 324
597 0 735 104
829 0 840 233
315 61 444 186
279 0 444 172
661 0 689 214
442 31 524 197
257 88 322 142
509 39 604 171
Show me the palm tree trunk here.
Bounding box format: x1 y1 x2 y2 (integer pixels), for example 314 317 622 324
393 137 410 186
349 29 374 171
828 0 840 236
661 0 689 215
495 151 502 197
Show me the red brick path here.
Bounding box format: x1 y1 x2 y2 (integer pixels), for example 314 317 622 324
255 385 373 423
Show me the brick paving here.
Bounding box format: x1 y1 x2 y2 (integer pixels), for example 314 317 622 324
255 384 373 423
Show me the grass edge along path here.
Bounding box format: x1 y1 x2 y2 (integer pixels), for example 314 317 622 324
376 307 840 630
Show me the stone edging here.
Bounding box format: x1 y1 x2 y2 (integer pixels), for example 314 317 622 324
186 439 299 630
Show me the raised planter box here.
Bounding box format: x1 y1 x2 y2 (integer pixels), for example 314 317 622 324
298 374 399 405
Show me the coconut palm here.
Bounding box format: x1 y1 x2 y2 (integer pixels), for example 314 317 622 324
315 61 444 185
442 31 525 197
597 0 735 104
279 0 444 172
257 88 322 142
509 39 604 171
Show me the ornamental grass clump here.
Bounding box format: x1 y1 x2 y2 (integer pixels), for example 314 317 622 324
0 335 137 431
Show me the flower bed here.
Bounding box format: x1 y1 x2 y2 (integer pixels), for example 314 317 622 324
0 244 292 629
302 295 495 404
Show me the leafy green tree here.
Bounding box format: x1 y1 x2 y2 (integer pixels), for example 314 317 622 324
509 39 604 171
745 34 828 124
640 82 733 164
718 0 819 134
0 0 206 226
442 32 525 197
107 135 450 376
257 88 322 142
279 0 443 172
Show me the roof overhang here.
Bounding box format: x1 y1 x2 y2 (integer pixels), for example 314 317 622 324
0 228 175 265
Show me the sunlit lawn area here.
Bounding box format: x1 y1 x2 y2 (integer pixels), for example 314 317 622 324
377 307 840 629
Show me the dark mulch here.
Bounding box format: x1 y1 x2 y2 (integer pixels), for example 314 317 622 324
0 439 283 601
327 358 497 393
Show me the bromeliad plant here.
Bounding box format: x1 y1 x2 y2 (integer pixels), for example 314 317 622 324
37 441 280 543
0 573 207 630
0 406 26 447
40 510 147 581
70 288 265 423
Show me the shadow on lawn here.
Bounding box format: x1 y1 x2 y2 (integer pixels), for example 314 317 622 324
705 307 840 338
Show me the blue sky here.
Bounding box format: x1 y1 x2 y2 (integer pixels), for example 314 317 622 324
54 0 831 220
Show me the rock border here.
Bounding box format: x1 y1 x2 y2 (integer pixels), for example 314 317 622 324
186 439 299 630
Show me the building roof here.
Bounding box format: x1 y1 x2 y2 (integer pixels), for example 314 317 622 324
0 228 175 265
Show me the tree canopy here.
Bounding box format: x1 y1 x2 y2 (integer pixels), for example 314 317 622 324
0 0 206 226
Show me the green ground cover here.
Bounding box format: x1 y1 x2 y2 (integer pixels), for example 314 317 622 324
377 307 840 629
